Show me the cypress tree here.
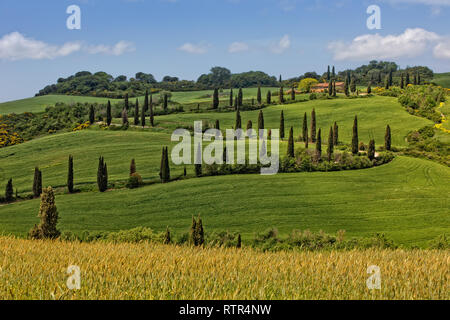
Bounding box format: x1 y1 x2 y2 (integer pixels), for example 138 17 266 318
389 70 393 86
279 75 282 83
195 144 202 177
302 112 308 143
368 139 376 160
237 234 242 248
163 94 168 111
291 86 295 101
134 99 139 125
28 187 60 240
327 127 334 161
350 77 356 93
344 78 349 96
280 111 285 139
89 105 95 124
385 75 390 90
184 166 187 177
223 146 228 164
287 127 294 157
238 88 243 107
413 74 417 85
163 227 171 244
130 158 136 176
149 94 154 127
229 88 233 107
316 129 322 161
417 73 421 85
266 90 272 104
160 147 170 183
33 167 42 198
327 65 331 81
385 125 391 151
195 216 204 246
97 156 108 192
5 178 13 202
258 110 264 137
257 86 262 105
215 119 220 131
106 101 112 126
400 75 404 89
352 116 359 154
332 80 337 97
333 122 339 146
332 66 336 79
68 155 74 193
328 81 332 96
311 108 317 143
213 88 219 109
279 87 284 104
235 108 241 130
124 93 129 110
406 73 410 86
141 97 146 127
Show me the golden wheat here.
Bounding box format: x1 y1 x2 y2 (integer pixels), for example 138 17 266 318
0 237 448 300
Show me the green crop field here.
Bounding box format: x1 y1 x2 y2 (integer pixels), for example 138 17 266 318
0 93 449 247
433 72 450 88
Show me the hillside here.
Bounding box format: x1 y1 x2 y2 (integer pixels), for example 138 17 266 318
433 72 450 88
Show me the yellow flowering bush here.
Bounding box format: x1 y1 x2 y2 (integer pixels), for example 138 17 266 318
72 122 91 132
0 123 23 148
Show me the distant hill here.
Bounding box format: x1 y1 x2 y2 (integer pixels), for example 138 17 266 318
432 72 450 88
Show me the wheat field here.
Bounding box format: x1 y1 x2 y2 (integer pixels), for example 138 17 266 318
0 237 448 300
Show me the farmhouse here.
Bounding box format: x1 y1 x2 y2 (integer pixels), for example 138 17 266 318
310 82 345 93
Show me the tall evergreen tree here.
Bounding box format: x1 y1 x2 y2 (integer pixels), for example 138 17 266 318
89 105 95 124
332 66 336 78
344 78 349 96
237 234 242 248
195 144 202 177
28 187 60 240
417 73 421 85
279 87 284 104
163 227 171 244
266 90 272 104
257 86 262 105
400 75 405 89
413 74 417 85
279 75 282 83
258 110 264 137
385 75 390 90
97 156 108 192
134 99 139 125
328 81 333 96
195 216 205 246
130 159 136 176
302 112 308 143
327 127 334 161
215 119 220 131
327 65 331 81
149 94 154 127
406 73 410 86
287 127 294 157
368 139 376 160
159 147 171 183
385 125 392 151
350 77 356 93
332 80 337 97
238 88 243 107
163 94 168 111
388 70 393 86
333 122 339 146
229 88 233 107
5 178 13 202
352 116 359 154
316 129 322 161
141 97 146 127
213 88 219 109
33 167 42 198
280 111 285 139
106 101 112 126
68 155 74 193
122 108 128 125
246 120 253 131
235 108 242 130
311 108 317 143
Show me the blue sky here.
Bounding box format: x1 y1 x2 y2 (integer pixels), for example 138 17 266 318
0 0 449 102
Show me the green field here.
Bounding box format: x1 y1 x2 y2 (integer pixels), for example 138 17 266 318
432 72 450 88
1 156 449 247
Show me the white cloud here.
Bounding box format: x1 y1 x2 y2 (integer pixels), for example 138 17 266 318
0 32 135 61
85 41 135 56
0 32 81 61
270 35 291 54
228 42 249 53
328 28 440 61
434 40 450 59
178 42 208 54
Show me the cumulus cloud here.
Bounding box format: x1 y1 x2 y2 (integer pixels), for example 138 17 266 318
228 42 249 53
328 28 440 61
270 35 291 54
178 42 208 54
0 32 135 61
434 40 450 59
0 32 81 60
85 41 135 56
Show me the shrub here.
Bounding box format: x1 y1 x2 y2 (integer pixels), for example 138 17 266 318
126 173 143 189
